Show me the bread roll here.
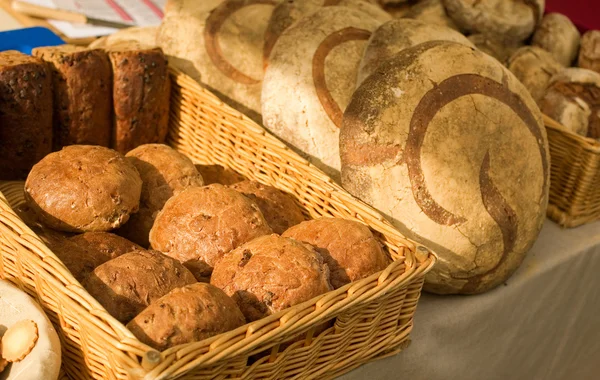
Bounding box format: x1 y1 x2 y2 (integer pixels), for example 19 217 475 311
149 184 272 281
532 13 580 67
283 218 390 288
262 7 381 180
107 43 170 153
211 234 332 321
70 232 144 260
88 26 158 49
404 0 459 31
578 30 600 74
340 41 549 294
32 45 112 150
195 164 246 185
0 51 52 180
508 46 564 103
467 34 524 64
24 145 142 233
357 18 473 85
127 283 245 350
118 144 204 246
83 250 196 323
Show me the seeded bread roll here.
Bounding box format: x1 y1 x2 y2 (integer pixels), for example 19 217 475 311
118 144 204 246
83 250 196 323
404 0 460 31
24 145 142 233
149 184 272 281
195 164 247 185
127 283 246 350
532 13 580 67
508 46 564 103
0 51 52 180
211 234 332 321
32 45 112 150
578 30 600 74
467 34 524 64
283 218 390 288
107 43 170 153
229 180 305 234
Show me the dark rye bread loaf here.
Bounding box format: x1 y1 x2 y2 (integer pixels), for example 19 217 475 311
107 43 170 153
340 41 550 294
0 51 52 180
32 45 112 150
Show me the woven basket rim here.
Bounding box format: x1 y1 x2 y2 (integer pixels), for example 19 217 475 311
543 114 600 153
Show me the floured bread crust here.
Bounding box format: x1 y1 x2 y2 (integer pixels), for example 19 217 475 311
532 13 580 67
508 46 564 103
579 31 600 74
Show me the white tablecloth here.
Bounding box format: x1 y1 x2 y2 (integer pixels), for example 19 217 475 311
342 220 600 380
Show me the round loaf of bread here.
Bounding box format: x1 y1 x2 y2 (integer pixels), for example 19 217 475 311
149 184 272 281
83 250 196 323
69 232 144 260
532 13 580 67
282 218 390 288
540 68 600 138
578 30 600 74
357 19 472 85
195 164 246 185
443 0 544 42
229 180 305 234
508 46 563 103
126 282 246 350
118 144 204 247
211 234 332 321
404 0 460 31
24 145 142 233
467 34 523 64
262 7 381 180
340 41 550 294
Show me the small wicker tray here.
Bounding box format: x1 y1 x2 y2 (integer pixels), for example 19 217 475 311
0 68 436 380
544 114 600 228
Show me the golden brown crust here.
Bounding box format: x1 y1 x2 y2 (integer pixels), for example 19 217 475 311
229 180 305 234
83 250 197 323
126 283 245 350
195 164 246 185
70 232 144 260
211 234 332 321
0 320 39 362
283 218 390 288
24 145 143 233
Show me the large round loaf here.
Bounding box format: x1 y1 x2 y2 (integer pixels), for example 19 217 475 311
340 41 550 294
262 7 381 180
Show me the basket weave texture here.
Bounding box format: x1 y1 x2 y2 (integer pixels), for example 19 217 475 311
0 68 435 379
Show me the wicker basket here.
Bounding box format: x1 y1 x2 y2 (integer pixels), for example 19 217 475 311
544 114 600 228
0 68 436 380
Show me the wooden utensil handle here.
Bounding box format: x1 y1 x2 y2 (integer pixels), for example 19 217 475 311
11 1 87 24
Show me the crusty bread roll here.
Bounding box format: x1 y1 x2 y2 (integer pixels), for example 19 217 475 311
283 218 390 288
211 234 332 321
532 13 580 67
404 0 459 30
127 283 246 350
195 164 246 185
262 7 381 180
118 144 204 247
340 41 549 294
83 250 197 323
88 26 158 49
24 145 142 233
70 232 144 261
579 30 600 74
229 180 305 234
149 184 272 281
508 46 564 103
467 34 523 64
357 18 473 85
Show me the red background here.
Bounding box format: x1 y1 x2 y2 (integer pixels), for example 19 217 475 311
545 0 600 32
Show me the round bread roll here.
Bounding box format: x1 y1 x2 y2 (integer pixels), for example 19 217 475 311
24 145 142 233
211 234 332 321
83 250 196 323
282 218 390 288
532 13 580 67
467 34 524 64
149 184 272 281
404 0 460 31
126 283 246 350
262 7 381 180
508 46 564 103
357 19 473 85
88 26 158 49
263 0 391 69
443 0 544 42
340 41 550 294
69 232 144 260
195 164 246 185
540 68 600 138
578 30 600 74
229 180 305 234
118 144 204 247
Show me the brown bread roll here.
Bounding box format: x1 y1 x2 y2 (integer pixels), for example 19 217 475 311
508 46 564 103
195 164 247 185
0 51 52 180
107 43 170 153
69 232 144 260
211 234 332 321
404 0 459 31
340 41 549 294
118 144 204 247
467 34 524 64
262 7 381 180
578 30 600 74
229 180 305 234
83 250 196 323
532 13 580 67
24 145 142 233
282 218 390 288
126 283 246 350
32 45 112 150
149 184 272 281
